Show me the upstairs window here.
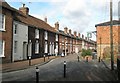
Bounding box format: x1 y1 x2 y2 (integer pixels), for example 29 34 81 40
35 29 39 38
14 24 18 34
56 34 58 41
0 40 5 57
45 31 48 40
0 14 5 31
45 41 48 53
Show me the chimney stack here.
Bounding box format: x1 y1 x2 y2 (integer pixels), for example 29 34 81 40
69 29 72 35
19 4 29 15
74 31 77 37
44 17 47 23
55 22 59 31
82 34 84 39
64 27 68 34
78 33 80 38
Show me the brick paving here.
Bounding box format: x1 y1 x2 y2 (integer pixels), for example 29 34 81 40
1 56 59 73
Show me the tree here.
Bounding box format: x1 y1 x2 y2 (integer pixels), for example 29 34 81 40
81 49 92 58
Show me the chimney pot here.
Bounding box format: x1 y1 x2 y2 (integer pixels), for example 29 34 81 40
78 33 80 38
64 27 68 34
74 31 77 37
69 29 72 35
55 22 59 31
19 6 29 15
44 17 47 23
82 34 84 39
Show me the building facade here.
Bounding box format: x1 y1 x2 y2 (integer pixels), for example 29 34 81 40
95 20 120 62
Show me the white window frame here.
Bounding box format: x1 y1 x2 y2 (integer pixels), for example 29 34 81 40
0 14 5 31
45 41 48 53
0 40 5 57
14 41 17 53
35 40 39 53
35 29 39 39
45 31 48 40
56 34 58 41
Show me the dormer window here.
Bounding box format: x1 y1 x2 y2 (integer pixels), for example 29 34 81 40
35 29 39 39
0 14 5 31
45 31 48 40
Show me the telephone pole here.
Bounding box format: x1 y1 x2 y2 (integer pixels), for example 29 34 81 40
110 0 114 70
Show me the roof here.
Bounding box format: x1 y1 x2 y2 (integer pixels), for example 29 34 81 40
1 1 57 33
95 20 120 27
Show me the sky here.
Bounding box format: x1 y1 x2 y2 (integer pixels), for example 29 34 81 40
4 0 120 41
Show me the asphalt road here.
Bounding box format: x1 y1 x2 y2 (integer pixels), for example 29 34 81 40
2 54 117 82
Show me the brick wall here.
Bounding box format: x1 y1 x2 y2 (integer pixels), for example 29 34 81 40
1 8 13 63
96 25 120 62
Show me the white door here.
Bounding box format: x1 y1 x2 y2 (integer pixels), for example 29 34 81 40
23 42 27 60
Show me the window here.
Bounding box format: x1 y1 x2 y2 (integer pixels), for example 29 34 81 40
14 41 17 53
56 34 58 41
35 40 39 53
35 29 39 38
45 41 48 53
0 14 5 31
0 40 5 57
14 24 18 34
45 31 48 40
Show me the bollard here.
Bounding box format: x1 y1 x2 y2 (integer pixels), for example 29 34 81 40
29 56 31 66
86 57 88 62
98 57 100 62
78 56 80 62
36 66 39 83
44 55 45 62
64 61 66 78
48 54 49 59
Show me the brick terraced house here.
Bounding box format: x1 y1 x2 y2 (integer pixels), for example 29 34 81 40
0 1 96 63
95 20 120 62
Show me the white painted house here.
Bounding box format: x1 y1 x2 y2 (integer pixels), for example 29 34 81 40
12 21 28 61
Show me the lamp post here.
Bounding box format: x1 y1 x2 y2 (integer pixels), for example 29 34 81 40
110 0 114 70
65 38 67 56
99 37 101 62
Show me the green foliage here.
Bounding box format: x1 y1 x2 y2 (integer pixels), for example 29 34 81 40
81 49 92 57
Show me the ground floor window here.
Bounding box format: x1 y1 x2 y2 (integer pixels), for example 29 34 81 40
14 41 17 53
0 40 5 57
35 40 39 54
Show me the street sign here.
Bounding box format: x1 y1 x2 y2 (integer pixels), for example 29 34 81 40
87 32 92 38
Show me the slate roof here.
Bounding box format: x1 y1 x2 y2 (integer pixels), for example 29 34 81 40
95 20 120 27
1 1 56 33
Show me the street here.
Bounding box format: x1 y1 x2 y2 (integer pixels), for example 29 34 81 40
2 54 117 82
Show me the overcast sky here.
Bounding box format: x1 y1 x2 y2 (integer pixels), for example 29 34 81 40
5 0 120 41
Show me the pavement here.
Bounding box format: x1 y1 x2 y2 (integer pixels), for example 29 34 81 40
0 56 59 73
101 59 118 80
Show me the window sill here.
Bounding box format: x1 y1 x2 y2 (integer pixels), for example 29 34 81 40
0 29 6 32
0 55 5 58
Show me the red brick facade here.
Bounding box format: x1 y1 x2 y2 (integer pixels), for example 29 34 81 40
96 20 120 62
0 4 13 63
